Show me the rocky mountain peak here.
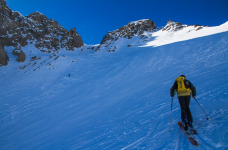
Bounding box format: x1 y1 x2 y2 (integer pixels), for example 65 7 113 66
0 0 6 6
29 11 45 17
0 0 84 66
127 19 156 32
27 12 48 23
68 28 79 37
118 19 156 37
162 20 183 31
96 19 157 52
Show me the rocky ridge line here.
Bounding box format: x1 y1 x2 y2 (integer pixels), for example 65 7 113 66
162 20 208 32
95 19 157 52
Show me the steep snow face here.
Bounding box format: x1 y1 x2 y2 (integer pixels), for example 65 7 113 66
0 22 228 150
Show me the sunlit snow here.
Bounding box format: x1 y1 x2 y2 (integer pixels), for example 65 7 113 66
141 21 228 47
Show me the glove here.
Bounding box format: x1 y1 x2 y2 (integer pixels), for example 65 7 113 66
170 88 175 97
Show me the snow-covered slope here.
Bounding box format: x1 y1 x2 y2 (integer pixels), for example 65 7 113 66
142 21 228 47
0 21 228 150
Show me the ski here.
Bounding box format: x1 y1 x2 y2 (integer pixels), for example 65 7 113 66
178 122 199 146
190 128 198 135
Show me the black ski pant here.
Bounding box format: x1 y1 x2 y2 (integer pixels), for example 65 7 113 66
178 96 193 123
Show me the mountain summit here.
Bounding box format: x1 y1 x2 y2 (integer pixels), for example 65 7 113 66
96 19 157 52
0 0 83 66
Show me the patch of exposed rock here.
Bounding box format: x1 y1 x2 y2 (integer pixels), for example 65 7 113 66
16 50 26 62
0 44 9 66
13 46 21 56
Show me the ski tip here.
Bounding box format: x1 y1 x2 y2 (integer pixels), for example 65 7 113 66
188 137 199 146
178 122 182 126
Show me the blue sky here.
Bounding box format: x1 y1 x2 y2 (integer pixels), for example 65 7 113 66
5 0 228 45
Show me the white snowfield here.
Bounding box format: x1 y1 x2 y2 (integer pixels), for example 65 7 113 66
142 21 228 47
0 21 228 150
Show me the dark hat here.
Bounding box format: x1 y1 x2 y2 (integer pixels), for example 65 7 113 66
180 75 186 78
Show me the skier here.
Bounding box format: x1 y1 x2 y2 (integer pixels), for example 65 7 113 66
170 75 196 129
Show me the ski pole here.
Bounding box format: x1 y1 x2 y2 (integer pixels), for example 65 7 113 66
169 98 173 132
194 98 209 120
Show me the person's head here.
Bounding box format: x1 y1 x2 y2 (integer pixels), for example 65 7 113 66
180 75 186 78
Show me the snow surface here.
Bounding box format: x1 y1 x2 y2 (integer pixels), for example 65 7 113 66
0 22 228 150
142 21 228 47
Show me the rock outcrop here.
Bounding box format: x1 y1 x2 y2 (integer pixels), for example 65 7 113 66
16 50 26 62
60 28 83 50
0 0 84 55
162 20 183 32
0 44 9 66
95 19 157 52
102 19 156 43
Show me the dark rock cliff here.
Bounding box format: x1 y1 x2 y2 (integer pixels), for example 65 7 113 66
0 0 83 66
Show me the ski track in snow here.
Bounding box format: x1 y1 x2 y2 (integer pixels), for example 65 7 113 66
0 23 228 149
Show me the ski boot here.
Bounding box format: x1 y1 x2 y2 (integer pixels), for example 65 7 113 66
184 122 188 130
188 121 193 128
183 118 188 130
